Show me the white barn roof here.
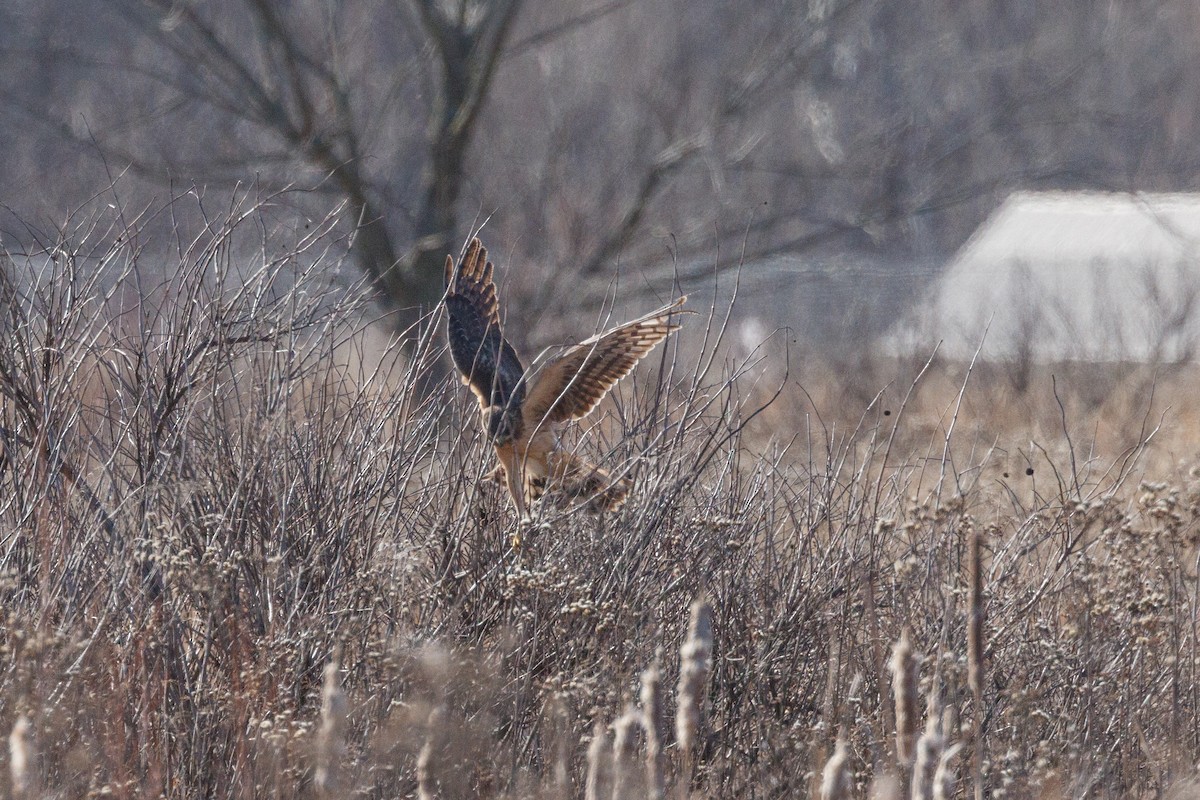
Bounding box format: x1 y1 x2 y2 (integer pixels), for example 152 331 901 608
895 191 1200 362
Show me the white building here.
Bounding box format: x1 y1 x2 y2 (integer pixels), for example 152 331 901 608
892 191 1200 362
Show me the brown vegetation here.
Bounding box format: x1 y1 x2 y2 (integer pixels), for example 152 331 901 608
1 200 1200 798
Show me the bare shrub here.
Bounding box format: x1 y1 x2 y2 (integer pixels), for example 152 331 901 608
0 194 1198 799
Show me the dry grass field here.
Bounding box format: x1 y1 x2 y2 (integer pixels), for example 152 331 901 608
2 202 1200 799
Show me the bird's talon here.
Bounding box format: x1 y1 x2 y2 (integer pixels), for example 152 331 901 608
510 514 536 550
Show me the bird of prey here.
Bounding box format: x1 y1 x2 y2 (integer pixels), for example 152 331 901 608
444 238 686 519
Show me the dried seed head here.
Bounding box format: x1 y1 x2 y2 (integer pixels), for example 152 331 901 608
933 742 964 800
869 771 903 800
641 663 666 800
910 713 945 800
889 630 919 766
676 597 714 756
611 704 643 800
417 706 447 800
820 737 853 800
545 695 572 799
967 526 986 800
314 656 347 796
9 714 36 800
585 720 610 800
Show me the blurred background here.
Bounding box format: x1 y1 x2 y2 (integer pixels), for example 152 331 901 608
2 0 1200 360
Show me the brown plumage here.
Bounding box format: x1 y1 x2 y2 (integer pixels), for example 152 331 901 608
445 238 687 517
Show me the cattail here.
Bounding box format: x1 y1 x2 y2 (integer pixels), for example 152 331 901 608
418 706 446 800
545 696 572 800
553 741 571 800
314 655 347 796
9 714 37 800
910 713 944 800
676 598 714 752
933 743 964 800
641 663 667 800
868 772 903 800
863 566 892 775
813 627 842 795
611 704 643 800
940 703 959 752
585 720 610 800
820 737 853 800
967 527 985 800
888 630 919 767
676 597 713 799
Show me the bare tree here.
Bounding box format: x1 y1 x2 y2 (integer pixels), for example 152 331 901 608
405 0 522 305
109 0 527 322
7 0 1200 343
9 0 560 327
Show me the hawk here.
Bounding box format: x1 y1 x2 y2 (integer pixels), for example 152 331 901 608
444 238 686 518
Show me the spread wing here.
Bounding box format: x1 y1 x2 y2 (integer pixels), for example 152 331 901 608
522 296 688 427
444 238 526 410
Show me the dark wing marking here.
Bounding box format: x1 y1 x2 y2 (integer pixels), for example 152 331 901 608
522 296 687 426
445 238 500 326
444 239 526 411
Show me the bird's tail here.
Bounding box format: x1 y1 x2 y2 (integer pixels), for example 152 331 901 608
539 452 632 512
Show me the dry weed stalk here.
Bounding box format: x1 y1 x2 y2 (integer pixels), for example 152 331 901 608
314 655 347 795
966 527 985 800
585 720 610 800
910 712 945 800
5 196 1199 798
641 663 667 800
612 704 643 800
869 772 903 800
814 627 842 792
889 631 919 768
8 714 37 800
933 743 963 800
676 597 713 798
418 706 447 800
820 737 853 800
546 696 573 800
